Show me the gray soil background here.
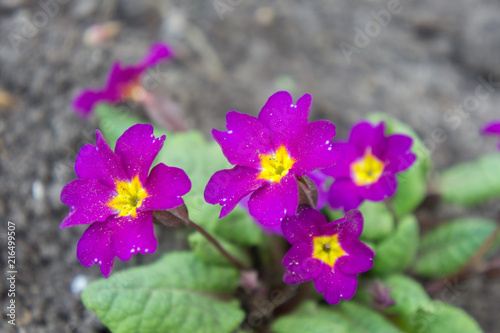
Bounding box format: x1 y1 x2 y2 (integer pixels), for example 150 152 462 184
1 0 500 332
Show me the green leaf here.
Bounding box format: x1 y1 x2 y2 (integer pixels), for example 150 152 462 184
339 302 403 333
96 104 147 146
81 252 244 333
359 201 395 242
440 154 500 206
272 301 402 333
271 302 349 333
189 232 252 267
401 301 482 333
413 218 496 277
366 113 431 217
371 215 419 275
382 275 432 316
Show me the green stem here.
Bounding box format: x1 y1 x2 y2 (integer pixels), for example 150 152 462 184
153 208 247 271
184 218 247 270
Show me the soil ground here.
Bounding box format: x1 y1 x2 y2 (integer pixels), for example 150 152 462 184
1 0 500 332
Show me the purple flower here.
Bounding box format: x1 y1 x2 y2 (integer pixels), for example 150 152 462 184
204 91 340 230
282 207 374 305
60 124 191 277
482 121 500 149
73 42 174 116
323 121 416 211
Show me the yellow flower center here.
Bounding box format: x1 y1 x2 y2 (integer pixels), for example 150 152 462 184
312 234 346 268
108 175 148 218
351 148 384 186
257 145 296 183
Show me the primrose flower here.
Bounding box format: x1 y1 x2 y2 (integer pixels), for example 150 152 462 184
73 42 174 116
482 121 500 149
282 207 374 305
204 91 340 229
323 121 416 211
60 124 191 277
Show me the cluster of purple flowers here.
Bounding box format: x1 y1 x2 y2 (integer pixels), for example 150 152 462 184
203 91 417 303
61 43 448 304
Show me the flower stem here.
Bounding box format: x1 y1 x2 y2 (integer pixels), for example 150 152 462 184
184 218 247 270
153 207 247 271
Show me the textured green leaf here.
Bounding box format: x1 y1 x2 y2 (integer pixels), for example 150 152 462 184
81 252 244 333
339 302 403 333
272 301 402 333
402 301 483 333
371 215 419 275
271 302 348 333
189 232 252 267
359 201 395 242
440 154 500 206
366 113 431 217
382 275 432 316
413 218 496 277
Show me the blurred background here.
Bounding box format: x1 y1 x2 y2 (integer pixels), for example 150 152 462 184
1 0 500 331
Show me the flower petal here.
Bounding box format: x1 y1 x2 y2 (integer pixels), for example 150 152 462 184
72 89 117 116
115 124 165 183
77 221 115 278
313 269 358 304
212 111 272 168
289 120 340 175
283 243 323 284
75 212 157 278
384 134 416 172
322 142 359 179
248 173 299 228
107 62 141 91
204 166 265 218
482 121 500 136
307 171 329 210
137 42 174 70
328 179 363 211
60 179 116 228
111 212 157 261
258 91 310 147
75 143 115 188
141 163 191 211
358 173 397 201
282 242 313 266
320 209 364 241
95 130 128 181
349 122 386 157
336 239 375 275
282 206 323 244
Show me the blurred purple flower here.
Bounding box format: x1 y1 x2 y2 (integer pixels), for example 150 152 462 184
73 42 174 116
323 121 415 211
282 207 374 305
60 124 191 277
204 91 340 230
306 170 329 210
482 121 500 149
